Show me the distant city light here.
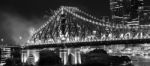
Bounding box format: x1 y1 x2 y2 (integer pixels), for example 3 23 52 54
19 36 23 40
1 38 4 42
29 27 35 36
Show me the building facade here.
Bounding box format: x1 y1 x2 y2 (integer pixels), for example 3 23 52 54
110 0 144 25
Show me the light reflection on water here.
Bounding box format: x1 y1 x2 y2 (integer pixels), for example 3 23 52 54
131 56 150 66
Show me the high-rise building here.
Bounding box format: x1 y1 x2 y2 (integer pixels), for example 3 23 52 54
139 6 150 25
0 46 21 65
130 0 144 19
0 48 11 64
110 0 144 25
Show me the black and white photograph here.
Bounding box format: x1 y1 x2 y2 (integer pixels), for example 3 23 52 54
0 0 150 66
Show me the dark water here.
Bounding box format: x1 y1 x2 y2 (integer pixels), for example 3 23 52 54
130 56 150 66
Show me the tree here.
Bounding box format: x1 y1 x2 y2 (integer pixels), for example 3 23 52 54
38 50 61 66
82 49 111 66
4 58 14 66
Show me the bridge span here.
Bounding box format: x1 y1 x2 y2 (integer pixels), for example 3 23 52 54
21 6 150 65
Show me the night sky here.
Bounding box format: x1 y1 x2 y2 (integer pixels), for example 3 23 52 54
0 0 110 18
0 0 150 46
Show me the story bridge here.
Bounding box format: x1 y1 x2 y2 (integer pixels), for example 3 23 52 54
21 6 150 65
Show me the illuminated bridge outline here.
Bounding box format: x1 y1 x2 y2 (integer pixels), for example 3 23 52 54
24 6 150 49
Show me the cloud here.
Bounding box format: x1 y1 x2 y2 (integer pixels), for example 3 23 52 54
0 12 44 46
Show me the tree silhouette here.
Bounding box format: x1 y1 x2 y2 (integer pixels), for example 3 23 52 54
82 49 111 66
38 50 61 66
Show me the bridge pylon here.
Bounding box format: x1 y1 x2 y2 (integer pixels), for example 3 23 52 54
59 48 81 65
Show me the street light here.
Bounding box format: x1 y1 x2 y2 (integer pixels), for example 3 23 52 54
19 36 23 40
1 38 4 47
1 38 4 42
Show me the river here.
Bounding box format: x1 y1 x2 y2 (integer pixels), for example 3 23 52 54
130 56 150 66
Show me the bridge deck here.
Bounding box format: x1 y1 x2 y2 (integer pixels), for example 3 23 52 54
24 39 150 49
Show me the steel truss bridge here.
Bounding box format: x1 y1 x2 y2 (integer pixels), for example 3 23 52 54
23 6 150 49
21 6 150 65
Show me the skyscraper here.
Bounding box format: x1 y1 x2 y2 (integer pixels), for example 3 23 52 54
139 6 150 25
110 0 144 25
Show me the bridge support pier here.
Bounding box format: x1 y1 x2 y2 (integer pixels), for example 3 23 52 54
59 48 82 65
22 48 82 65
21 49 39 65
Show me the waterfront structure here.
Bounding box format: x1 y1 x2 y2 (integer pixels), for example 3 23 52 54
0 47 11 64
0 46 21 65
